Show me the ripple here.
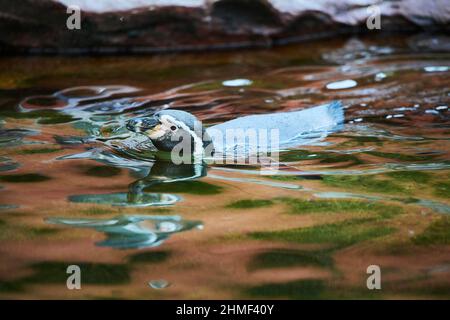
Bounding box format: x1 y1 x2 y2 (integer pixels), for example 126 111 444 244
46 215 202 249
326 79 357 90
19 85 141 112
0 128 39 147
0 204 19 210
414 199 450 215
0 157 19 172
314 192 382 201
68 192 181 207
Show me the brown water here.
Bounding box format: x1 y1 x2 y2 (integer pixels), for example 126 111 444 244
0 33 449 299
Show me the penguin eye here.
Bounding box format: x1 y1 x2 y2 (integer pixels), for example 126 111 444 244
170 125 177 131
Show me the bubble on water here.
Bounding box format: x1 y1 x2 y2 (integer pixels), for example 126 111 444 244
325 79 357 90
148 279 170 289
374 72 387 81
222 79 253 87
424 66 449 72
394 107 415 112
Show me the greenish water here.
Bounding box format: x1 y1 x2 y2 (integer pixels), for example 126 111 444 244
0 33 449 299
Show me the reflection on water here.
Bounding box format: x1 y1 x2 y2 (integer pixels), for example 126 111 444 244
59 149 153 176
0 33 449 299
0 128 39 148
413 199 450 215
68 192 180 207
46 215 202 249
0 157 19 172
64 154 207 206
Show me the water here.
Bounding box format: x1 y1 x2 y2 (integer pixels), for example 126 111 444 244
0 33 449 299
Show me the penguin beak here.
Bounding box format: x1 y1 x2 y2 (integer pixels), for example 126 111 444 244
126 116 160 133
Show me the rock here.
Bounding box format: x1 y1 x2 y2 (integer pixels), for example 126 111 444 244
0 0 448 54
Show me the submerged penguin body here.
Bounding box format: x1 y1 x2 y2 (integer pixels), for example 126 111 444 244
207 101 344 156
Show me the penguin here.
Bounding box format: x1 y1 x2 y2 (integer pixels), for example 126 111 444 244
125 101 344 162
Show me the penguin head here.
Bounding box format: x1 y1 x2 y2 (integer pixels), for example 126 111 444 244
126 109 212 155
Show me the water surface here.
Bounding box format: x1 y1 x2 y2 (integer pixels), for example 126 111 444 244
0 33 449 299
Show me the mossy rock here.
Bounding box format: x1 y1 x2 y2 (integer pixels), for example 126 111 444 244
0 173 51 183
226 199 274 209
145 181 222 195
279 198 403 218
322 175 405 194
385 171 431 183
128 250 172 264
245 279 325 299
434 182 450 198
83 165 121 178
248 248 333 271
365 151 434 162
413 217 450 245
250 218 395 248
